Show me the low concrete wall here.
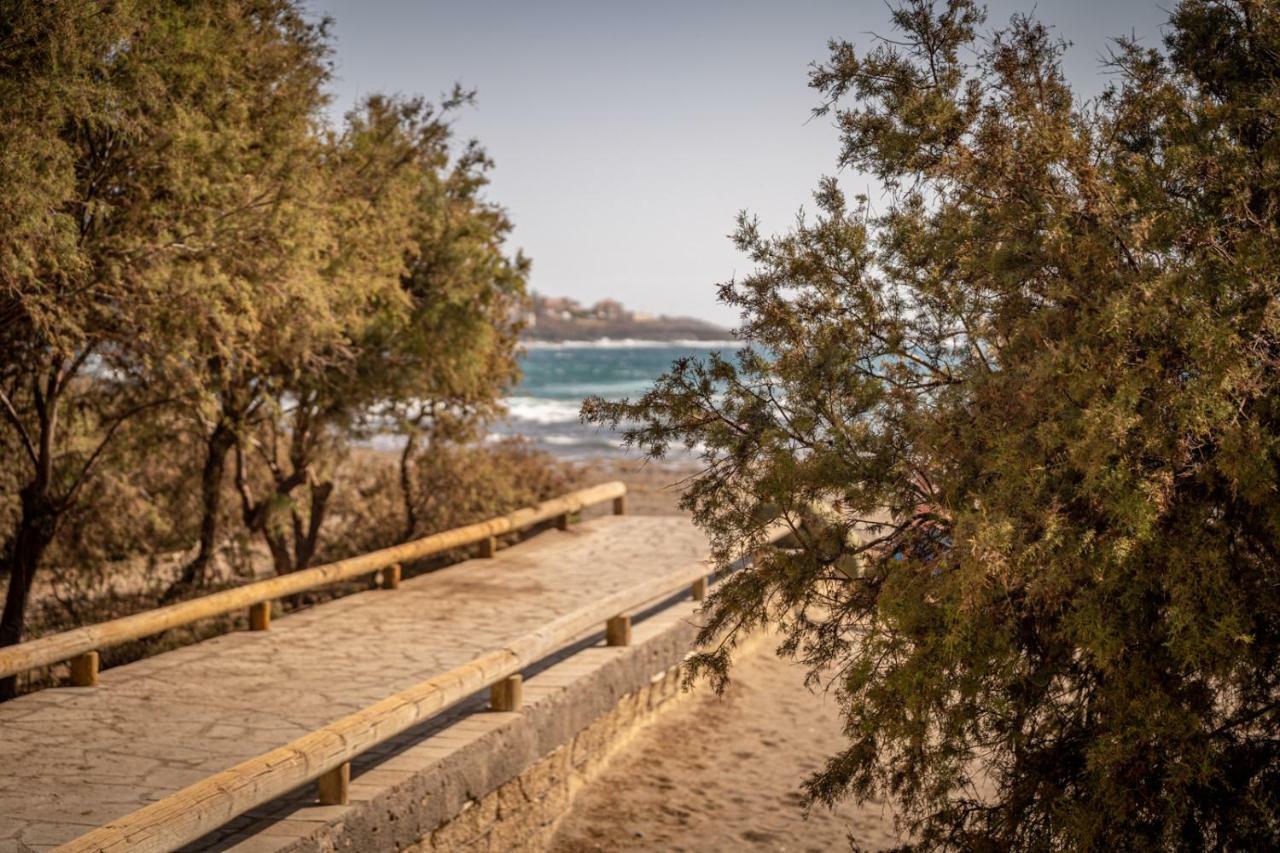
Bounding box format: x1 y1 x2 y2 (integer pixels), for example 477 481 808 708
196 598 704 852
407 645 692 852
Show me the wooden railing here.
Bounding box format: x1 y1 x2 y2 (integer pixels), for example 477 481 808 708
53 531 783 853
0 481 628 688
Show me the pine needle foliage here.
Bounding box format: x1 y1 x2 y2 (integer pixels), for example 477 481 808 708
585 1 1280 848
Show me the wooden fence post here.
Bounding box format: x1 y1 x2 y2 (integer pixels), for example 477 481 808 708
479 537 496 558
612 495 627 515
69 651 99 687
249 601 271 632
690 577 708 602
381 563 401 590
555 513 570 531
0 481 630 689
490 674 523 712
317 762 350 805
605 614 631 647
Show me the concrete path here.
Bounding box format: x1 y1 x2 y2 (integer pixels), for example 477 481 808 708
0 515 708 852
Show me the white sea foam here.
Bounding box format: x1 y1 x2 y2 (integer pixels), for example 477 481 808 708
521 338 739 350
484 430 608 444
503 396 583 425
539 380 651 396
542 433 619 447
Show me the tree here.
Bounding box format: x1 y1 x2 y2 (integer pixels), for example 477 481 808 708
585 1 1280 848
224 94 437 576
0 0 333 695
231 91 527 572
155 0 334 595
379 103 529 539
0 0 219 697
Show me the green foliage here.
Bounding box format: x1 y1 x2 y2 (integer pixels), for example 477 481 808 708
230 90 529 575
0 0 529 692
585 1 1280 848
0 0 255 685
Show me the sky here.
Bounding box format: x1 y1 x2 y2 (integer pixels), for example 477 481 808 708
305 1 1171 326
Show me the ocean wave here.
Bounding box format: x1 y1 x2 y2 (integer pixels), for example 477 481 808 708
485 429 618 445
539 380 652 397
503 396 583 424
521 337 739 350
541 433 619 447
483 429 626 460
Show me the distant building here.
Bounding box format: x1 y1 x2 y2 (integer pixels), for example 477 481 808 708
523 291 730 343
530 294 589 324
590 299 628 321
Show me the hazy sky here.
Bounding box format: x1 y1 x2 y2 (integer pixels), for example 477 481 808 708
305 1 1170 326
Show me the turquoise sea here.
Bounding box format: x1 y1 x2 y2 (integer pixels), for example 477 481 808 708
494 339 738 458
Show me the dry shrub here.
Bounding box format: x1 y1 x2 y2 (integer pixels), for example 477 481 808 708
10 427 202 636
4 435 582 696
408 438 583 535
321 438 583 562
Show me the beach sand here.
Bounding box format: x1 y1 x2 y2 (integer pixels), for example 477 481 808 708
580 457 701 516
548 631 901 852
559 457 901 852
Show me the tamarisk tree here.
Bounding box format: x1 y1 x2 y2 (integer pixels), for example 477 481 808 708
159 0 335 594
0 0 331 694
220 93 427 578
230 92 527 572
0 0 528 695
585 1 1280 848
379 99 529 540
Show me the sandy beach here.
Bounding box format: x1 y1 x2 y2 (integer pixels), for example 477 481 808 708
558 457 902 851
580 457 702 516
549 630 901 852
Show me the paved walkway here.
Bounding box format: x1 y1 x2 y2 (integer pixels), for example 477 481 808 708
0 515 709 852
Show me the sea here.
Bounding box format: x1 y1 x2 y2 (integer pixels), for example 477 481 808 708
492 339 738 458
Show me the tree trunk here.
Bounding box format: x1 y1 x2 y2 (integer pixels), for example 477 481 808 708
292 480 332 571
262 526 294 576
163 420 235 600
234 440 307 577
399 430 419 540
0 486 59 701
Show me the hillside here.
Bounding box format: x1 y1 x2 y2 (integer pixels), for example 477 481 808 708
522 294 731 343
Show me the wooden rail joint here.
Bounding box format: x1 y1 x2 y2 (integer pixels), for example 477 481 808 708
606 614 632 647
249 601 271 631
691 576 708 602
69 651 99 687
317 762 350 806
381 563 401 590
490 674 523 712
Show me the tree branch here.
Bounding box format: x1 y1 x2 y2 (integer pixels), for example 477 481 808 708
59 396 173 510
0 387 37 466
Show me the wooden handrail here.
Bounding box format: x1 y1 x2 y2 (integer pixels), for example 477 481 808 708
0 481 627 683
53 550 739 853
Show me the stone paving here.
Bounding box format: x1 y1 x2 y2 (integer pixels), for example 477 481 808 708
0 514 709 852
